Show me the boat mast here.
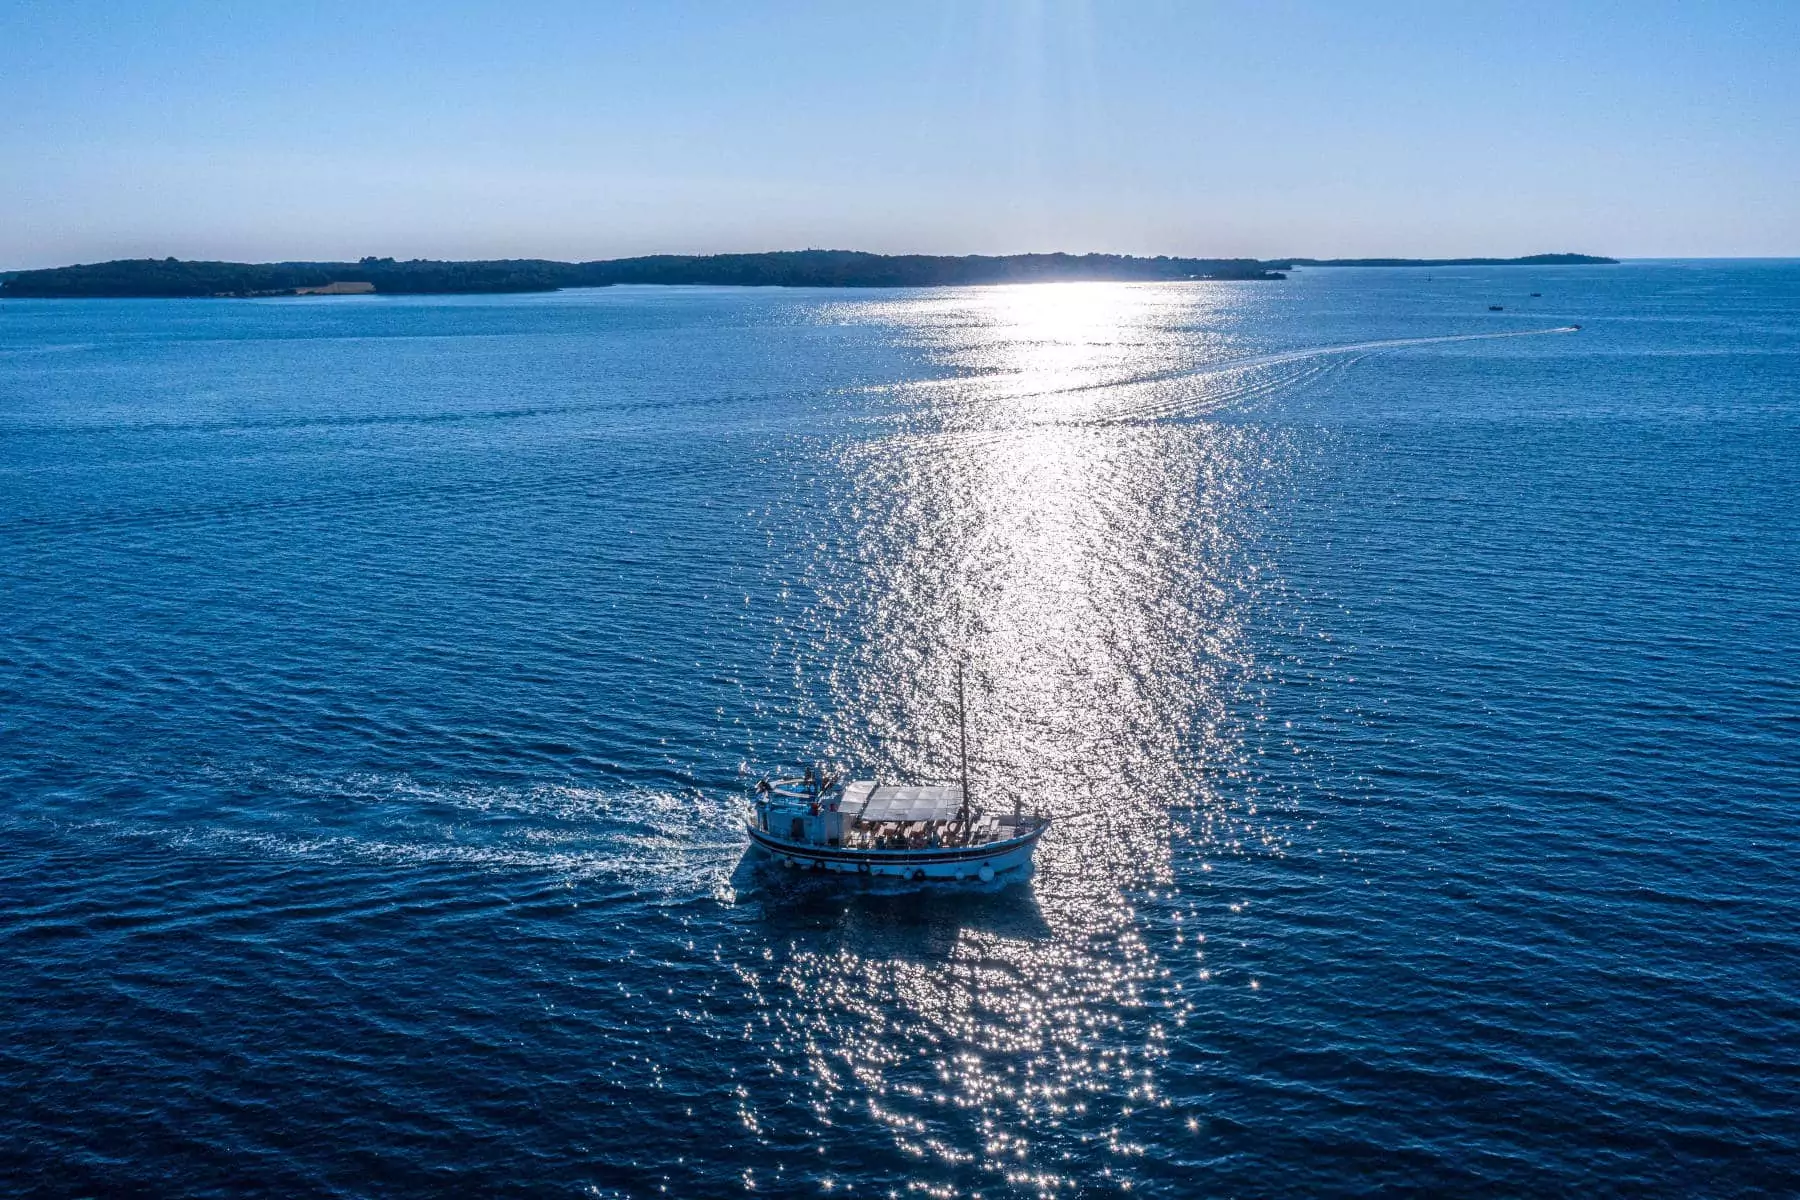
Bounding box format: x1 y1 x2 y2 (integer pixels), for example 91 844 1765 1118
957 663 971 823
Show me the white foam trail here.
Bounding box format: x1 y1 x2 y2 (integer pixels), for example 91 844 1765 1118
877 324 1580 406
871 325 1577 438
56 768 753 903
1141 324 1580 386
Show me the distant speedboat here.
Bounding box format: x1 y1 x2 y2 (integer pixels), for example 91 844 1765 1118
745 670 1049 883
1489 304 1505 311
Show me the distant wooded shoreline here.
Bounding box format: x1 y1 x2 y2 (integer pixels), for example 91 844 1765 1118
0 251 1617 298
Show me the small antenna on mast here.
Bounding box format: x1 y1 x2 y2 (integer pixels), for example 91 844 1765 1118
957 662 971 823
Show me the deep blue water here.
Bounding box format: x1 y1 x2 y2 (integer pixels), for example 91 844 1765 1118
2 264 1796 1197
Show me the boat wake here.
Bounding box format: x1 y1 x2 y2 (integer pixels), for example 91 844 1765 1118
21 767 749 903
1115 323 1582 391
855 324 1580 441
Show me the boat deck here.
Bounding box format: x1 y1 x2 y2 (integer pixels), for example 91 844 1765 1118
837 814 1013 851
754 777 1045 861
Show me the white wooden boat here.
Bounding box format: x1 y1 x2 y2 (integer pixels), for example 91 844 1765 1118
745 669 1048 883
747 776 1047 882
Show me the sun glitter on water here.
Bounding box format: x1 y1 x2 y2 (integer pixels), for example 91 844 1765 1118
729 281 1293 1193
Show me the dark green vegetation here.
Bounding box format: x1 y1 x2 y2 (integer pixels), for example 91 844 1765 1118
589 251 1285 286
0 257 568 298
1 252 1281 297
1288 253 1617 267
0 250 1615 298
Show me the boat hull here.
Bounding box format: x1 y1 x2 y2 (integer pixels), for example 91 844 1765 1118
745 821 1046 882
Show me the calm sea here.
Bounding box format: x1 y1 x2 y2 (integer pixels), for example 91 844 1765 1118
2 264 1796 1196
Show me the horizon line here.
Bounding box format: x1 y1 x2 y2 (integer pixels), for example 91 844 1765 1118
11 251 1800 278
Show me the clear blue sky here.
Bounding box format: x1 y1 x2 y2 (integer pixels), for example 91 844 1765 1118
2 0 1795 267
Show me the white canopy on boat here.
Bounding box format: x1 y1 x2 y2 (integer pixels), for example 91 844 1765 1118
857 783 964 824
840 780 875 818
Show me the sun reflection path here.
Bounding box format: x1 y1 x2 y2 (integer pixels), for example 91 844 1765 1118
850 282 1252 427
738 283 1336 1195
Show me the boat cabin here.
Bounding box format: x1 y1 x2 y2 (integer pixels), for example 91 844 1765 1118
754 777 1026 851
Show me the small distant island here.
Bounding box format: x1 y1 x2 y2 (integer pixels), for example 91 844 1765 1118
1287 253 1616 267
0 250 1617 298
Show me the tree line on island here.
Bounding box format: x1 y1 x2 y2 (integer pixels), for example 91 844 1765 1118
0 250 1617 298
